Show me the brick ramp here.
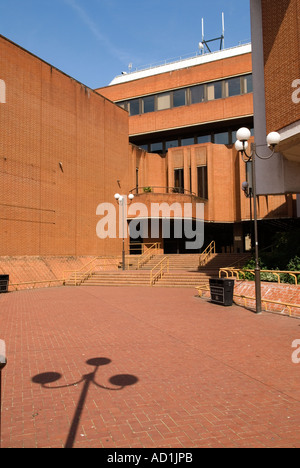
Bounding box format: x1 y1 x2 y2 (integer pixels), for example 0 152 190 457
0 256 95 289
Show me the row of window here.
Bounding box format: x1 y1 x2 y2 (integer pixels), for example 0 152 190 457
118 74 252 116
174 167 208 200
136 127 254 154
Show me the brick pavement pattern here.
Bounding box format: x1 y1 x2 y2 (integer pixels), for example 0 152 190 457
0 286 300 448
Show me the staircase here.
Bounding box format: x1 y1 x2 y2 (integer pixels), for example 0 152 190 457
78 253 250 288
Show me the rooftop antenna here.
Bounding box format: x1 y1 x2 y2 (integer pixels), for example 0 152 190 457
199 12 225 54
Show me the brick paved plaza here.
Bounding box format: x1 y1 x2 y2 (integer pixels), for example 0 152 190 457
0 285 300 448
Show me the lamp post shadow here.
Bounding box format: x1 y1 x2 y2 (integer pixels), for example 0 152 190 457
32 357 138 449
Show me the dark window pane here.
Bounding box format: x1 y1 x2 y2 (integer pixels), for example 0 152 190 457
143 95 155 113
129 99 140 116
174 168 184 193
214 132 229 144
197 166 208 199
150 142 163 153
181 137 195 146
173 89 186 107
166 140 178 150
191 85 205 104
214 81 223 99
197 134 211 144
227 77 241 97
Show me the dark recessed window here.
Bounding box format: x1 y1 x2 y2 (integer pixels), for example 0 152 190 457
150 142 163 153
181 137 195 146
166 139 179 150
226 77 241 97
174 168 184 193
197 166 208 199
191 85 205 104
173 89 186 107
129 99 140 116
197 134 211 144
143 95 155 113
214 131 229 145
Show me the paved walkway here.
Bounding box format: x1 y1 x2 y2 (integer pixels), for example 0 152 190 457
0 285 300 448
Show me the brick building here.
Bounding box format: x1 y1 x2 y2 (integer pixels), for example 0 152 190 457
250 0 300 202
0 35 131 258
0 31 297 261
98 43 296 254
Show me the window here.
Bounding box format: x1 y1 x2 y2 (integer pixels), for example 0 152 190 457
129 99 140 116
181 137 195 146
118 101 128 111
157 92 171 110
166 139 178 150
197 134 211 144
207 81 222 100
173 89 186 107
174 168 184 193
225 77 241 97
191 84 205 104
143 95 155 113
197 166 208 199
243 74 253 94
150 142 163 153
118 74 252 115
214 131 229 145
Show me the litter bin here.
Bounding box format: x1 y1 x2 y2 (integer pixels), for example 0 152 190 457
0 275 9 293
209 278 234 306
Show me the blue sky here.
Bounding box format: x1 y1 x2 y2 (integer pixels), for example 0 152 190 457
0 0 251 89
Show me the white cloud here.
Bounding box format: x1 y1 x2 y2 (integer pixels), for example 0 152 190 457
63 0 131 64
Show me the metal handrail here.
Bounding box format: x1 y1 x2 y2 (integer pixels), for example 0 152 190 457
199 241 216 266
219 268 300 285
64 257 120 286
150 257 169 286
137 242 161 270
9 279 65 291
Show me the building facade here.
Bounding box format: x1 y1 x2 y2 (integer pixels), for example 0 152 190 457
0 35 130 257
0 32 298 259
98 44 296 254
250 0 300 202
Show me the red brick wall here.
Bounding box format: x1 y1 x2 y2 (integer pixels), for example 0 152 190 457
0 36 130 257
262 0 300 132
200 280 300 317
234 281 300 317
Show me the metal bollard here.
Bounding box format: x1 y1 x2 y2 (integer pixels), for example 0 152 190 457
0 340 7 449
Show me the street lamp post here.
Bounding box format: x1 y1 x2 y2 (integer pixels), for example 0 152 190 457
0 340 7 449
235 128 281 314
114 193 134 271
